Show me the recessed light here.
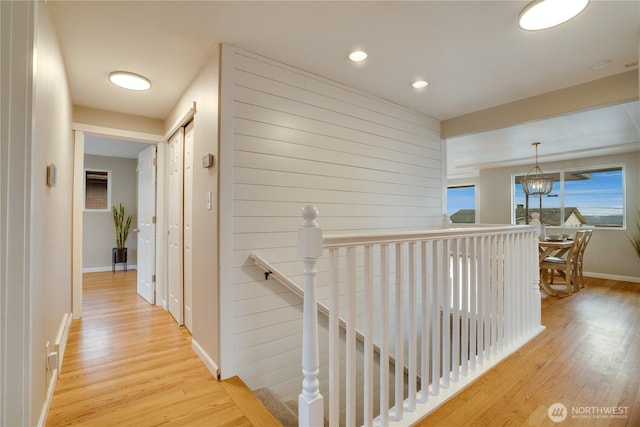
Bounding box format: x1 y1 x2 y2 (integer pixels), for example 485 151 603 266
109 71 151 91
412 80 429 89
348 50 368 62
518 0 589 31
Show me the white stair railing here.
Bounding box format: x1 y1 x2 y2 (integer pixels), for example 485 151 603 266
297 205 544 427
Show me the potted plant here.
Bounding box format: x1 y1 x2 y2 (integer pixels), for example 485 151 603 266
628 206 640 258
112 203 132 270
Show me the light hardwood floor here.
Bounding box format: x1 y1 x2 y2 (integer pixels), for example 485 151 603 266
47 273 639 426
417 277 640 427
46 271 281 426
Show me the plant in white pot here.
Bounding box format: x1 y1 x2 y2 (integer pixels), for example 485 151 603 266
112 203 132 272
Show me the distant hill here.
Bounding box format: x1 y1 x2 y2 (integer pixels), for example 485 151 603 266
582 215 623 227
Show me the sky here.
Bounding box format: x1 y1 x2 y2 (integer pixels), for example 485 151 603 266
448 168 624 221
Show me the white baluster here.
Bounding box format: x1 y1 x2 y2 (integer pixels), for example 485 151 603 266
297 205 323 427
364 245 374 426
346 246 356 427
460 237 469 377
442 239 451 388
394 242 404 420
431 239 440 396
420 240 430 403
469 236 477 371
408 241 417 411
380 244 390 426
451 238 460 382
328 247 340 427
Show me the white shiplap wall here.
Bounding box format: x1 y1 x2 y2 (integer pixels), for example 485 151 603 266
219 44 442 401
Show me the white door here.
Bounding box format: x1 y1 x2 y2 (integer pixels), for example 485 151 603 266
183 122 194 332
137 145 156 304
168 129 184 325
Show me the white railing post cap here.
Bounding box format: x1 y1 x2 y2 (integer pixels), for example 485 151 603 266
298 205 323 259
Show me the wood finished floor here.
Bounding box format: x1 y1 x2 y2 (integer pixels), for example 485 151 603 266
46 271 281 427
417 277 640 427
47 273 639 426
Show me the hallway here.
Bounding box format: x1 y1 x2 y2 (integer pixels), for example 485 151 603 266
46 271 280 426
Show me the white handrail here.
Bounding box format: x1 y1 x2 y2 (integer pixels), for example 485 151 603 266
323 224 535 247
249 252 394 363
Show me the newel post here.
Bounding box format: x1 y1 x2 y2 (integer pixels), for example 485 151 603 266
298 205 324 427
529 212 543 326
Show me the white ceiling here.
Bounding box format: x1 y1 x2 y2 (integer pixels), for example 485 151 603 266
49 0 639 175
448 100 640 179
84 135 154 159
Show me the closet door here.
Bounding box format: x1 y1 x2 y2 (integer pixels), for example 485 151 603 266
167 128 184 325
183 121 194 332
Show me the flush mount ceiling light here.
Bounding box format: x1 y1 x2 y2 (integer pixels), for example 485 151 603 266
412 80 429 89
109 71 151 91
348 50 368 62
518 0 589 31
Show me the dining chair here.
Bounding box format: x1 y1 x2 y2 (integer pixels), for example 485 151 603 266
575 229 593 290
540 230 587 295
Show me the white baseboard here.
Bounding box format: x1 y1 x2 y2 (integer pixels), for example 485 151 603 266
38 312 73 426
55 312 73 371
82 265 137 273
192 338 220 380
37 368 58 427
585 272 640 284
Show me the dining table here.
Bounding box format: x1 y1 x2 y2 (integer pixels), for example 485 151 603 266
537 237 575 296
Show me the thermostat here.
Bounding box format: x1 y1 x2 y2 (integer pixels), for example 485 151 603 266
202 153 215 168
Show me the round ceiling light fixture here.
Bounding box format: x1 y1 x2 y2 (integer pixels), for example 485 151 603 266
348 50 368 62
412 80 429 89
109 71 151 91
518 0 589 31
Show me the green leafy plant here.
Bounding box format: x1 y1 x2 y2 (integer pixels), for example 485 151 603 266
112 203 132 249
628 206 640 258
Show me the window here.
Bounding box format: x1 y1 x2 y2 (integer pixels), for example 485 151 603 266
447 185 476 223
84 169 111 211
513 166 624 228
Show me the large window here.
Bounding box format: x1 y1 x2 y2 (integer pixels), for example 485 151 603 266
513 166 624 228
447 185 475 223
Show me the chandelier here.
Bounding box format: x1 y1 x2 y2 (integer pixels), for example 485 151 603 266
521 142 553 196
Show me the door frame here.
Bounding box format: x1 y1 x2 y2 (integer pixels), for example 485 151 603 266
71 123 163 318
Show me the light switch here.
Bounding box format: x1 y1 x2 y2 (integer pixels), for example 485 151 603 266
207 191 212 210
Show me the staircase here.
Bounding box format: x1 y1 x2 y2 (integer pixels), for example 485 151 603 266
254 388 298 427
220 376 283 426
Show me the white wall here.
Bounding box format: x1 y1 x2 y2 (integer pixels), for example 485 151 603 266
164 46 221 373
478 152 640 281
1 1 73 424
218 44 442 399
82 154 138 271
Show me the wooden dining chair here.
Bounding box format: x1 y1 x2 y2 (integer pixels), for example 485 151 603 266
575 229 592 290
540 230 587 295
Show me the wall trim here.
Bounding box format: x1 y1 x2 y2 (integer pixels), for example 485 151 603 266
585 272 640 284
82 265 137 273
192 338 220 380
37 311 72 427
72 122 163 144
36 368 58 427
